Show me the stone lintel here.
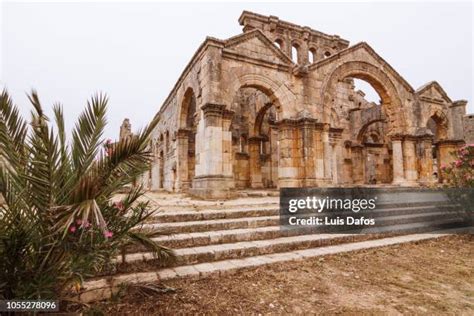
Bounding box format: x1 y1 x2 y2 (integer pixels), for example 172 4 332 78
177 128 192 138
436 139 465 146
329 127 344 135
403 135 418 142
416 133 435 141
390 134 404 141
235 152 250 160
248 135 267 143
276 117 318 128
363 142 384 148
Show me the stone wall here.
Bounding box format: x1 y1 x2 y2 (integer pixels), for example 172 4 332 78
464 114 474 144
128 11 471 198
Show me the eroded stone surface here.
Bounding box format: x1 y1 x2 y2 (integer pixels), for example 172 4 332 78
122 11 472 198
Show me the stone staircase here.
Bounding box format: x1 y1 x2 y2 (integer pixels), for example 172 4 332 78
78 191 471 302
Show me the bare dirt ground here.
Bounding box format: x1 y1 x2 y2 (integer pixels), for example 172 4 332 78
86 235 473 315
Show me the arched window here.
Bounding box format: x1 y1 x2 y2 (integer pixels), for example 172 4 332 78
165 131 170 152
274 38 283 50
353 79 381 104
291 43 299 64
308 47 317 63
239 135 247 153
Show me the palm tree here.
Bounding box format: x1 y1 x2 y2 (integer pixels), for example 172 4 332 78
0 90 172 300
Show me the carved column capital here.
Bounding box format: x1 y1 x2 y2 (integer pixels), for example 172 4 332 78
201 103 226 126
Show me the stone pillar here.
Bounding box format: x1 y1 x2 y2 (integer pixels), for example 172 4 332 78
176 129 190 190
191 103 235 199
140 169 150 190
314 127 324 179
150 159 161 190
418 136 435 185
403 136 418 184
300 118 317 186
277 119 300 187
248 136 264 188
313 123 331 185
351 144 364 184
391 136 406 185
322 124 332 179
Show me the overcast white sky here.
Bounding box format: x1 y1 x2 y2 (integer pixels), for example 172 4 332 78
1 1 473 140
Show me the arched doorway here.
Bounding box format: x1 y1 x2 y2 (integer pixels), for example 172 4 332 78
357 119 392 184
159 150 164 189
179 88 197 189
230 87 279 189
322 61 407 185
427 111 449 182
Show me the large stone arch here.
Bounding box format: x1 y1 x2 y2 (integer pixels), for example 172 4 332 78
177 86 198 129
226 74 286 189
426 109 449 140
226 73 296 119
175 87 198 190
321 61 407 135
356 118 386 143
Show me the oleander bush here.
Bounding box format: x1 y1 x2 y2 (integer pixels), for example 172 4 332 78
441 144 474 188
0 90 173 300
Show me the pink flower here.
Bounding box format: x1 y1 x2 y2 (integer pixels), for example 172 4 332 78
440 164 446 170
69 226 76 233
113 201 125 211
455 160 462 167
76 219 91 228
104 231 113 238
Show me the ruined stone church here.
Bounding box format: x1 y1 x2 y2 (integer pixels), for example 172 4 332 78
120 11 472 198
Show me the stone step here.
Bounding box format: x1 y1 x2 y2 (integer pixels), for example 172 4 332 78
131 206 459 249
146 203 456 223
139 207 458 234
124 216 462 266
147 198 279 212
77 227 472 303
141 215 278 234
148 205 279 223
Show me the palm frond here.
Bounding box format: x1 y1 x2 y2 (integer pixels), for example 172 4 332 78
71 94 107 177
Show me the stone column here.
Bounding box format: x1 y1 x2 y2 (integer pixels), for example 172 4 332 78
277 119 300 187
391 136 406 185
176 129 190 190
191 103 234 199
150 159 161 191
351 144 364 184
299 118 317 186
418 135 435 185
322 124 332 179
314 126 324 179
140 170 150 190
403 136 418 184
248 136 264 188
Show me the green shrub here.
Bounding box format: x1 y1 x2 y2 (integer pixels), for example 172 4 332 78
0 90 173 300
441 144 474 188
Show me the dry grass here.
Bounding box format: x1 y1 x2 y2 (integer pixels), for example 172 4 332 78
85 235 473 315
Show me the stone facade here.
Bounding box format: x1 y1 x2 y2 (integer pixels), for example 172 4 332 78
131 11 471 198
464 114 474 144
